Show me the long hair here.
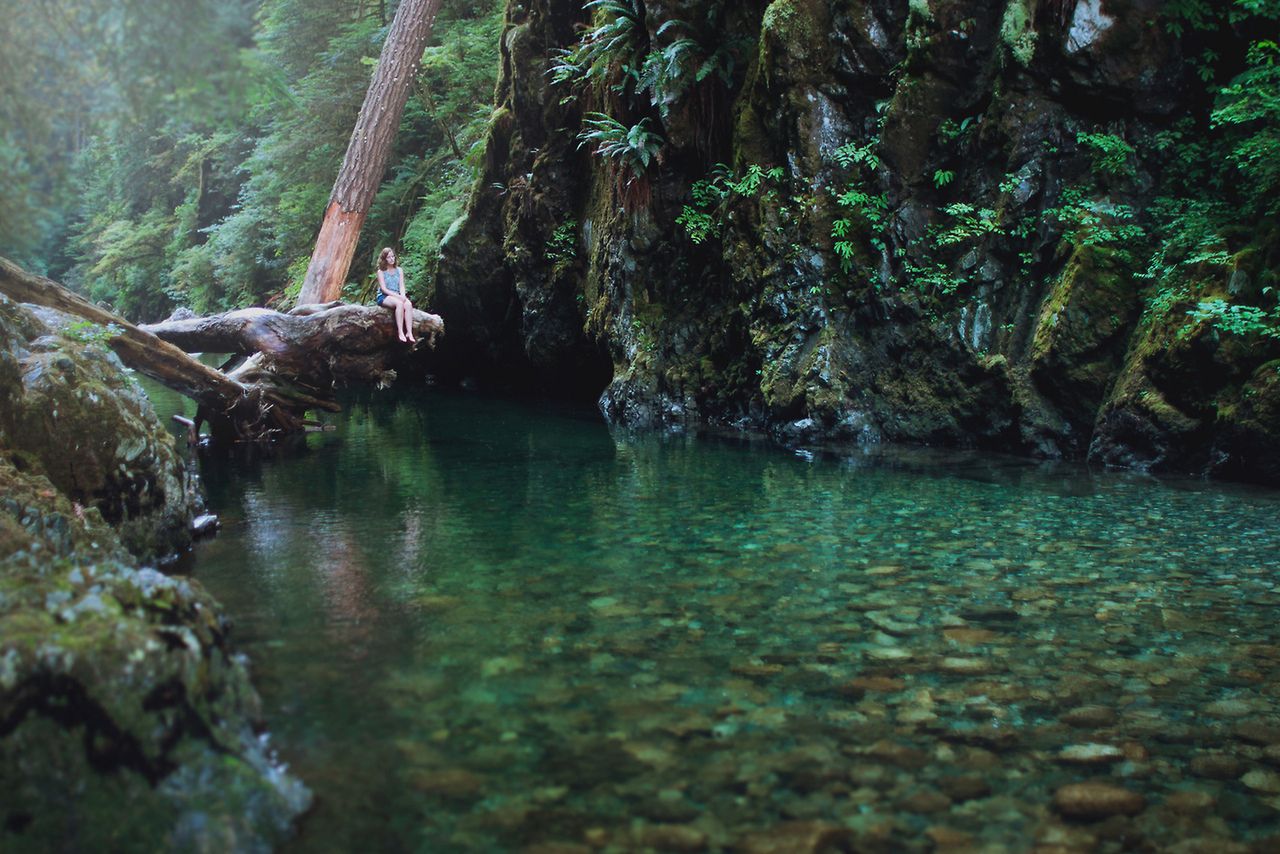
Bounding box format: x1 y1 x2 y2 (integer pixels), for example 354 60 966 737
378 247 396 270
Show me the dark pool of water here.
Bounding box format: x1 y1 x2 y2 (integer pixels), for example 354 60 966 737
150 381 1280 851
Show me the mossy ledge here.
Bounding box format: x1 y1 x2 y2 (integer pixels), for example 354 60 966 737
1 295 310 849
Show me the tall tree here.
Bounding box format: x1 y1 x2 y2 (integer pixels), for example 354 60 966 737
296 0 443 306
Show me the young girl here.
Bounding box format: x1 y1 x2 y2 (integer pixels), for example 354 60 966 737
375 247 416 343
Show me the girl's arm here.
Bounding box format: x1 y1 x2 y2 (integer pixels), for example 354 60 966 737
377 269 389 295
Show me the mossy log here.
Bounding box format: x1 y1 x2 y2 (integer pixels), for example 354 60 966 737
0 256 443 443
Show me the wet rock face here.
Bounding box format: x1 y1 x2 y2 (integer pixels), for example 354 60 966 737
0 297 197 558
0 437 310 850
433 0 1280 483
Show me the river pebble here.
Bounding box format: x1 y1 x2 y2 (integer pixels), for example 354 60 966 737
1053 782 1147 819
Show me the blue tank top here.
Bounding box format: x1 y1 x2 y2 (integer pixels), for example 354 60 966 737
383 267 402 294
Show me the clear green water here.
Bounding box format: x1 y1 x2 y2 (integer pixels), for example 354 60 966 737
155 383 1280 851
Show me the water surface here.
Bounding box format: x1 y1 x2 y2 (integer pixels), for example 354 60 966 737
161 384 1280 851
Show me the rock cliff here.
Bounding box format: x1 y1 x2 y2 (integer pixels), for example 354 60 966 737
430 0 1280 484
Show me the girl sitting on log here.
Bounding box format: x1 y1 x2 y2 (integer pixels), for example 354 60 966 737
375 247 416 343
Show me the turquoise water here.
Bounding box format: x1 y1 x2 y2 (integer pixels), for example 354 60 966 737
165 385 1280 851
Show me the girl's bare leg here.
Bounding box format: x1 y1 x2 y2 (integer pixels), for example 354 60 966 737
404 299 417 342
384 295 407 341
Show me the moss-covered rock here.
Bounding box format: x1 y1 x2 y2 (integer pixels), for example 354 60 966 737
0 455 310 851
0 297 196 558
1027 244 1140 451
1090 277 1280 479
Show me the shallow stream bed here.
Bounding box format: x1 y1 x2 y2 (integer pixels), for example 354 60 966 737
155 384 1280 851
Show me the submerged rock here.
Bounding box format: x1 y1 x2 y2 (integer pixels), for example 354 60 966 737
1057 744 1126 766
735 820 855 854
1053 782 1146 819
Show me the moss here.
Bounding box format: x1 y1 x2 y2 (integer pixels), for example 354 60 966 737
1028 244 1140 435
758 0 833 84
0 301 194 559
761 1 807 42
732 101 771 170
1 456 309 849
1000 0 1038 67
909 0 934 22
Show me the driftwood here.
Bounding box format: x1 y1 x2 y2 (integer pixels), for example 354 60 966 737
0 255 444 442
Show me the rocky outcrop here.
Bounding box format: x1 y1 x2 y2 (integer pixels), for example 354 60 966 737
0 296 197 557
431 0 1280 484
0 295 309 850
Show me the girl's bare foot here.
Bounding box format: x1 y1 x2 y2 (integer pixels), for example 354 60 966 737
398 334 408 342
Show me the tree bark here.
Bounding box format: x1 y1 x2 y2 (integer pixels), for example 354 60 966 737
296 0 444 306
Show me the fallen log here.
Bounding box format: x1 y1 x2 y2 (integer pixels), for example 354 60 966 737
140 301 444 391
0 256 445 443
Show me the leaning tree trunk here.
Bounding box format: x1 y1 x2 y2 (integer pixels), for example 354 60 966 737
296 0 444 306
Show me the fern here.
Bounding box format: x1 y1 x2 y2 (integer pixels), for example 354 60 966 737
577 112 666 209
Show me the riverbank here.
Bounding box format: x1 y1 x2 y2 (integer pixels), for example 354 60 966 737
0 294 309 849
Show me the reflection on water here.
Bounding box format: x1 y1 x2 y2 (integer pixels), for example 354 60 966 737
171 385 1280 852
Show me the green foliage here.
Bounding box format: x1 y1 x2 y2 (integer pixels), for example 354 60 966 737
1211 39 1280 209
937 117 976 142
829 186 887 272
551 2 748 177
549 0 648 98
578 114 665 170
933 204 999 247
1159 0 1267 37
1044 188 1146 258
1077 132 1137 178
1136 0 1280 341
1000 0 1038 67
932 169 955 189
545 220 580 276
833 142 881 172
65 321 124 346
1189 298 1280 338
676 163 785 244
578 114 666 209
635 16 751 120
0 0 503 320
0 0 258 296
903 259 969 296
825 139 889 272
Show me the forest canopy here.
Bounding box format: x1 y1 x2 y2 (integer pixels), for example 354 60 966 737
0 0 503 322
